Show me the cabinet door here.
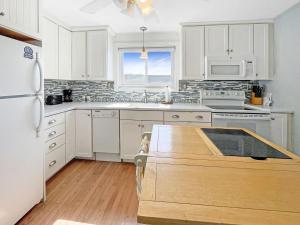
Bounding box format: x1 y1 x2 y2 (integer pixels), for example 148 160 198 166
75 110 93 158
270 114 289 149
120 120 142 160
0 0 39 39
254 24 271 80
0 0 10 26
43 18 59 79
229 24 253 56
182 26 205 79
23 0 39 36
59 27 72 80
141 121 163 133
205 25 229 57
72 32 87 80
66 111 76 163
87 30 107 80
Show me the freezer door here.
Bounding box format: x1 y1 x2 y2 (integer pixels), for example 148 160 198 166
0 96 44 225
0 35 42 97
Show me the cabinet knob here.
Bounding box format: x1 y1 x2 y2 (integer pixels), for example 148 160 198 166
195 115 204 120
138 124 141 127
230 49 234 52
48 131 57 137
49 160 57 167
49 143 57 149
48 119 56 125
0 12 5 16
271 117 275 121
172 115 180 119
81 75 85 78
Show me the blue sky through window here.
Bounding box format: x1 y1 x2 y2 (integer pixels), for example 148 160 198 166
123 51 172 76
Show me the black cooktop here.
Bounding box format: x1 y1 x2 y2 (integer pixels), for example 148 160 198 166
207 105 254 110
202 128 291 160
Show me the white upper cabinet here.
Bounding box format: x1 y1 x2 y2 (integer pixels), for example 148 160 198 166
72 29 113 81
0 0 40 39
182 26 205 80
205 25 229 57
59 27 72 80
229 24 254 56
254 24 273 80
183 22 273 80
72 32 86 80
87 30 107 80
43 18 59 79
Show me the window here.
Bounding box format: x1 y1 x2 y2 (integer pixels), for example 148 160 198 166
119 48 175 88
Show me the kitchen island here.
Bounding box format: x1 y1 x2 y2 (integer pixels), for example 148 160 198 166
137 125 300 225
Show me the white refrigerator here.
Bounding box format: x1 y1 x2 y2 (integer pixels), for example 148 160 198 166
0 35 44 225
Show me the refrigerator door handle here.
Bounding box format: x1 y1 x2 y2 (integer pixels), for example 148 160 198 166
36 53 43 95
36 96 44 137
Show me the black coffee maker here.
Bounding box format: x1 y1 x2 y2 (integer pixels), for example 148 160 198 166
63 89 73 102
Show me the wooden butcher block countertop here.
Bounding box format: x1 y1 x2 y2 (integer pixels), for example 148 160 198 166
138 125 300 225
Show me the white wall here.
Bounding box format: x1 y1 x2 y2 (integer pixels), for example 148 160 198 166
264 2 300 154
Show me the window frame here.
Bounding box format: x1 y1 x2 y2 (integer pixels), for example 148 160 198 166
118 47 176 89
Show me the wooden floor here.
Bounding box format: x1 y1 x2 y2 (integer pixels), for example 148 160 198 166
17 160 141 225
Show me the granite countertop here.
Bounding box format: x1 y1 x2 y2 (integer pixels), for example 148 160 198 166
44 102 294 117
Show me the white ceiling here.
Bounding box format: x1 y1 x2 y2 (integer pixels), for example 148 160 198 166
43 0 300 33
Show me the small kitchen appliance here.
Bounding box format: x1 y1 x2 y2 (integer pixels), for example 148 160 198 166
46 95 63 105
63 89 73 102
205 56 257 80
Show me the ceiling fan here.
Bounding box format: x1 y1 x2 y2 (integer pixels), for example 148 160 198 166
80 0 157 19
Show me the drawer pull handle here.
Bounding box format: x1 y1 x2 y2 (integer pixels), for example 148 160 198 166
49 160 57 167
48 119 56 125
172 115 180 119
48 131 57 137
49 143 57 149
195 115 204 119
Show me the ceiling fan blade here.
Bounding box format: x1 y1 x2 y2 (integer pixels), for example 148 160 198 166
112 0 127 10
80 0 111 14
121 1 139 17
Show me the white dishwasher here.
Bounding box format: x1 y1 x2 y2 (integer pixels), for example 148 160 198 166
92 110 120 154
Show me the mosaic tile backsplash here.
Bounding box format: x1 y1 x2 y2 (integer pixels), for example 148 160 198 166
44 79 256 104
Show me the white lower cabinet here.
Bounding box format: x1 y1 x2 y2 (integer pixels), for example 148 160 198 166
120 110 164 160
120 119 163 160
66 111 76 163
75 110 93 158
270 113 293 149
44 113 66 180
45 145 66 180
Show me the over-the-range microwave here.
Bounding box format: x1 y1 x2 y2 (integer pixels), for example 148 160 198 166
205 56 257 80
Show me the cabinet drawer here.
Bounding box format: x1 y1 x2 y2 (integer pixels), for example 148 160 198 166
45 144 66 180
164 122 212 127
45 134 66 153
120 110 163 121
45 113 65 129
164 111 211 123
45 123 65 141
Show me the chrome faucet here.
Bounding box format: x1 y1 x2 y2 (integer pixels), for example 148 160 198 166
143 90 148 103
